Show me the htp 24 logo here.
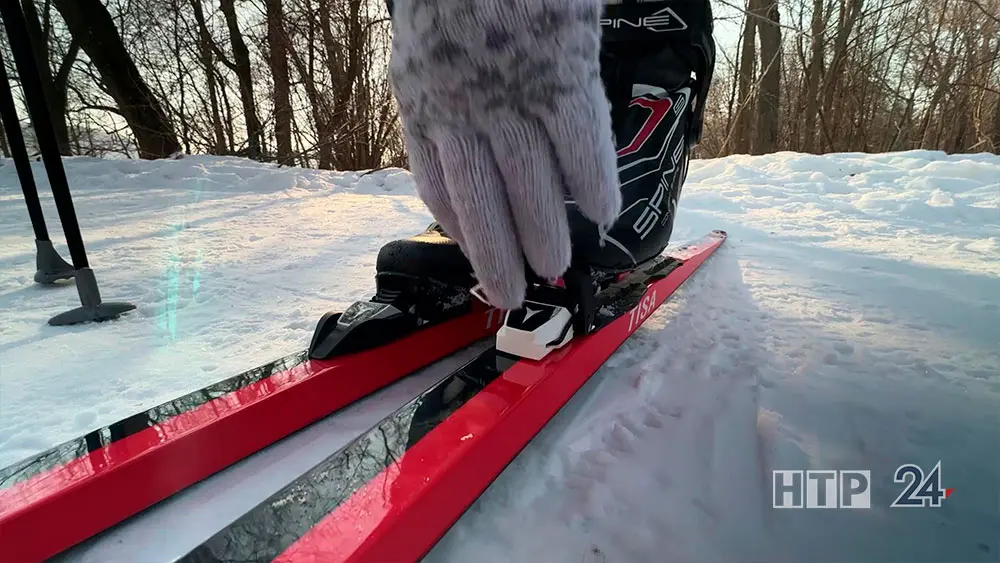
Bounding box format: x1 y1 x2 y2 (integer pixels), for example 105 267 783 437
772 461 954 509
891 461 955 508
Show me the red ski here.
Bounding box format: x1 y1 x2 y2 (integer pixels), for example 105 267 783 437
179 230 726 563
0 303 500 563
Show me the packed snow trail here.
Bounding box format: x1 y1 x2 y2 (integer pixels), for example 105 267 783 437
0 157 429 468
422 244 771 563
1 151 998 561
426 153 1000 563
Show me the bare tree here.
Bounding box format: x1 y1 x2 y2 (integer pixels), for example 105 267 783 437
266 0 293 164
19 0 78 155
52 0 180 158
801 0 825 152
218 0 263 159
0 119 9 157
754 0 782 154
190 0 225 154
702 0 999 157
731 1 758 154
23 0 996 165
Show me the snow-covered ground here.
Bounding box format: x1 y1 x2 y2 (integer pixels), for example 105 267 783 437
1 150 998 561
0 156 428 468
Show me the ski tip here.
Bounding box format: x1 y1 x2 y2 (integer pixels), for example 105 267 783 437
666 230 728 261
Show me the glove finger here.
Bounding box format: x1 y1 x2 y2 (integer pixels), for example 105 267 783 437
539 85 622 230
435 131 527 310
489 115 571 280
402 125 466 249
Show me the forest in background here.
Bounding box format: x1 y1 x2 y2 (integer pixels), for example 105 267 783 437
0 0 998 168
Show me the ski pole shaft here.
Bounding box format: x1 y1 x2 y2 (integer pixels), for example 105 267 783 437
0 47 50 242
0 1 89 269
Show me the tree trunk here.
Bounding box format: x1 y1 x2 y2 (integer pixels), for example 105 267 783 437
918 28 959 148
22 0 72 155
820 0 862 152
731 2 757 154
946 31 976 152
52 0 180 158
342 0 363 168
319 0 340 168
0 119 10 157
289 0 331 168
190 0 226 154
171 0 191 154
803 0 825 153
217 66 236 149
266 0 293 164
754 0 782 154
992 90 1000 152
891 0 949 151
991 21 1000 152
219 0 263 159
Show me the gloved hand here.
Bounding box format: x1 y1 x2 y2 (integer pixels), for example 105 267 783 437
389 0 622 310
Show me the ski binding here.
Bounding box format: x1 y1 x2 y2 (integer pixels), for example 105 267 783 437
494 253 685 361
496 301 575 360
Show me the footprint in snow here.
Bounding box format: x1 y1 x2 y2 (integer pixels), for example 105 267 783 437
642 408 665 428
607 422 636 454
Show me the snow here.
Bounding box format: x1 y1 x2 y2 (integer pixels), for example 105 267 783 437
426 151 1000 563
1 150 998 561
0 156 429 467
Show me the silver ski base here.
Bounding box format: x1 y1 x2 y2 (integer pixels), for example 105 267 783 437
496 300 575 361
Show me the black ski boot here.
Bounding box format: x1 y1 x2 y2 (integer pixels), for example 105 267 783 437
315 0 715 361
569 0 715 277
497 0 716 359
308 223 478 359
371 222 477 321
